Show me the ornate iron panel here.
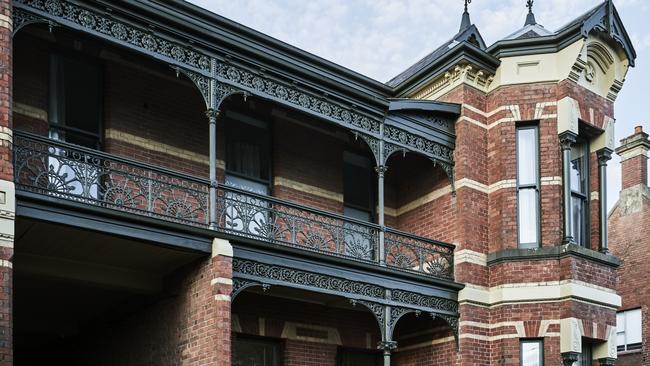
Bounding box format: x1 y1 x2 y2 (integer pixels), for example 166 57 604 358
14 133 209 226
14 133 455 281
217 186 379 263
14 0 212 73
384 229 454 280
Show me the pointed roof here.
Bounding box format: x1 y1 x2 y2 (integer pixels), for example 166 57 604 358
489 0 636 67
524 0 536 26
502 0 552 40
386 2 490 88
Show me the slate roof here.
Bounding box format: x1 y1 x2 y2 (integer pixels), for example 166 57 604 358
386 0 636 88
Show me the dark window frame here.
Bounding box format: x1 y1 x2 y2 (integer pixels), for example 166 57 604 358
336 346 382 366
343 150 375 223
516 122 541 249
520 338 544 366
570 136 590 248
48 51 104 150
232 334 283 366
224 109 273 193
617 308 643 352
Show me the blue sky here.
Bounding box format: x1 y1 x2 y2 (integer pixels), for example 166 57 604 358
189 0 649 210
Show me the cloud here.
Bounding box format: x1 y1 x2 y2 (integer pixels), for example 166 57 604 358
187 0 635 82
188 0 648 210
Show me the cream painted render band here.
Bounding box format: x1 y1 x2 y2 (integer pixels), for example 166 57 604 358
618 145 649 162
210 277 233 286
280 322 342 345
395 336 456 352
458 280 620 308
14 102 47 122
454 249 487 266
0 13 12 32
273 177 343 203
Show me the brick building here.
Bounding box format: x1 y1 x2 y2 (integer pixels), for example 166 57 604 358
609 126 650 366
0 0 638 365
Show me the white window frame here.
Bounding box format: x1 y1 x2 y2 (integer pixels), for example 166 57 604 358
516 124 541 249
617 308 642 353
520 338 543 366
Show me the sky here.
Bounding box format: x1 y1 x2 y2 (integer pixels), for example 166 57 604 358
188 0 649 210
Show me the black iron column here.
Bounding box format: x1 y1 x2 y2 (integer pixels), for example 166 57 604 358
377 340 397 366
377 124 386 265
208 59 219 229
597 148 612 253
376 164 387 265
207 108 218 229
560 131 577 244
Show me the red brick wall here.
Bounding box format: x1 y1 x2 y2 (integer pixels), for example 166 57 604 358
0 0 11 363
272 119 346 213
103 61 209 177
67 253 229 366
285 340 338 366
13 32 48 136
234 291 381 350
610 160 650 366
393 341 456 366
385 154 455 242
621 154 648 189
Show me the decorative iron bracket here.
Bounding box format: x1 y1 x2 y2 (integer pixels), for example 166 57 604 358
231 278 271 300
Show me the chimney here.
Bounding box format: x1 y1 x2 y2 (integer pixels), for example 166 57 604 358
616 125 650 189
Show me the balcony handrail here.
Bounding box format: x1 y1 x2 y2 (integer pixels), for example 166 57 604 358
13 132 455 280
15 131 384 231
384 227 456 252
13 130 210 186
220 184 382 230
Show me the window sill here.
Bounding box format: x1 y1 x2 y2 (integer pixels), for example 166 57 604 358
618 349 643 356
486 244 620 267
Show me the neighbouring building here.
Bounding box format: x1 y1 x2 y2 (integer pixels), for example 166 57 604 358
609 126 650 366
1 0 637 365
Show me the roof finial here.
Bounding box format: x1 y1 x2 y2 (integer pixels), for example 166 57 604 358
460 0 472 31
524 0 537 26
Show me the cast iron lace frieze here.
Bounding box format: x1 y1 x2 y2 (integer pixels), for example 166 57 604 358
384 125 454 164
215 63 381 135
14 0 211 73
233 259 386 299
391 289 458 314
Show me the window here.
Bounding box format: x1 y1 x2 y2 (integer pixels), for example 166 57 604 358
337 348 381 366
617 309 642 352
342 152 375 259
232 336 281 366
520 339 543 366
49 54 102 149
516 125 540 248
224 111 271 234
225 111 271 195
47 53 102 199
343 152 374 222
575 341 592 366
569 139 589 247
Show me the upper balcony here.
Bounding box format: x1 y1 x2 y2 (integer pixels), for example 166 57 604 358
12 9 460 283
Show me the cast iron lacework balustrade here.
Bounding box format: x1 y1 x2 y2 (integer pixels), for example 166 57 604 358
13 132 455 281
14 133 210 226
